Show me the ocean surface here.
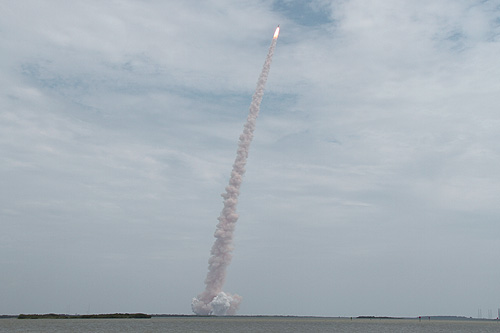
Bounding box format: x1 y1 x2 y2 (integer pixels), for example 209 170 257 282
1 316 499 332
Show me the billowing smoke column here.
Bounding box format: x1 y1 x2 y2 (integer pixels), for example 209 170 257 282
192 26 280 316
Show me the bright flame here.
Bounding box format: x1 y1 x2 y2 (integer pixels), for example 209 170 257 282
273 26 280 39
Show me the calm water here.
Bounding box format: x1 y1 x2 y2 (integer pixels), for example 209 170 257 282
1 316 499 332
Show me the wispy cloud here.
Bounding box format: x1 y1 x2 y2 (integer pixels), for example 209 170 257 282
1 0 500 317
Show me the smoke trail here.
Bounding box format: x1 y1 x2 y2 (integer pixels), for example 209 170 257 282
192 28 279 316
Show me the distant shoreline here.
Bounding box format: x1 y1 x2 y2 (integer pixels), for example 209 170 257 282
152 315 499 321
1 314 497 321
17 313 151 319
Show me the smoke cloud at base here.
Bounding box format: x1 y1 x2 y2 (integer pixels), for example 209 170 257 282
191 28 279 316
192 292 242 316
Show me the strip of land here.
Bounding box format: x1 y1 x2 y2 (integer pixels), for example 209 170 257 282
17 313 151 319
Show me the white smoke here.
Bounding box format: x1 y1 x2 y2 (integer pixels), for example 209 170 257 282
191 292 242 316
192 31 278 316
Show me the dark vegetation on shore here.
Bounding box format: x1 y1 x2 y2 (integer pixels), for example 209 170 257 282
18 313 151 319
6 314 497 321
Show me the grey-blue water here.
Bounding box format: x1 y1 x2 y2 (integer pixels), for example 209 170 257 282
1 317 499 332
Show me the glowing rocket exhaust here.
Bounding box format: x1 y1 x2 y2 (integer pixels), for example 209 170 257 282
191 27 280 316
273 25 280 39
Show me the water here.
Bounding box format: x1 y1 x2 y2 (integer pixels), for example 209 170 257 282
1 316 499 332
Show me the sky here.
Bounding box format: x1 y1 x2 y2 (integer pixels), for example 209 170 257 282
1 0 500 317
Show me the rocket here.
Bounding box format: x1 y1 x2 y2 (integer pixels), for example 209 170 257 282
273 25 280 39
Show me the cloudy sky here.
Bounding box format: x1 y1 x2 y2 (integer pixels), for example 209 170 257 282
2 0 500 317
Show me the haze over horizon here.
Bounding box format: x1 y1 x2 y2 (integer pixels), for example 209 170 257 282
1 0 499 318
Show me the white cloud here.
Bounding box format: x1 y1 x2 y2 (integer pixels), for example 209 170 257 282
1 0 499 317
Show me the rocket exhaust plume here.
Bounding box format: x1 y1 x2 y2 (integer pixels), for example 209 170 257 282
191 26 280 316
